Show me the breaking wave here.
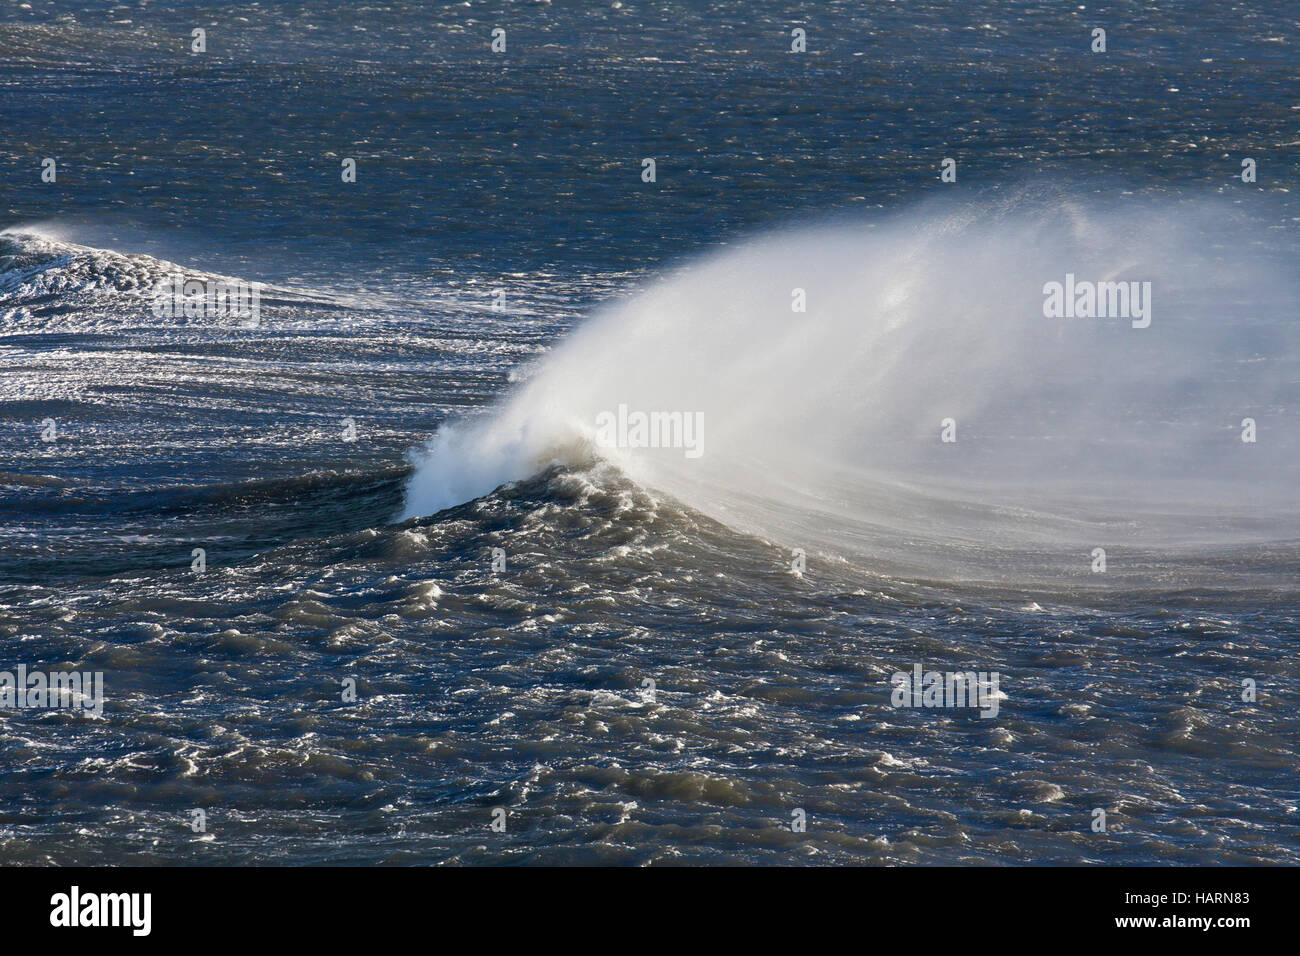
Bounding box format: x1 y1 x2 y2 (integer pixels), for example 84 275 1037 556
405 192 1300 587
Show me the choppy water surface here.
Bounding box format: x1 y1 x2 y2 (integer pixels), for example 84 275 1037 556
2 1 1299 864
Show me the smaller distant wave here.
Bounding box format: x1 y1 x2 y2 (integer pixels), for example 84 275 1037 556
0 229 349 327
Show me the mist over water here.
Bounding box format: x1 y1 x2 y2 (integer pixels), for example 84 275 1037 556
405 192 1300 588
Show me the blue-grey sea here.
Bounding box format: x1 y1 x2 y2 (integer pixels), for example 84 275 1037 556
2 0 1298 864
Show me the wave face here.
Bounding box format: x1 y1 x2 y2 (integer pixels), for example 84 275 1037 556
405 194 1300 588
0 226 565 585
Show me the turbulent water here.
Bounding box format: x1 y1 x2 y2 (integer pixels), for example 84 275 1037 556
2 1 1299 865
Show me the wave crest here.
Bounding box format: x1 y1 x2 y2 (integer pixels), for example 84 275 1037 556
413 191 1300 586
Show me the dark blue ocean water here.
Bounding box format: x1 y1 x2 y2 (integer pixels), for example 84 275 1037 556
1 1 1298 864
